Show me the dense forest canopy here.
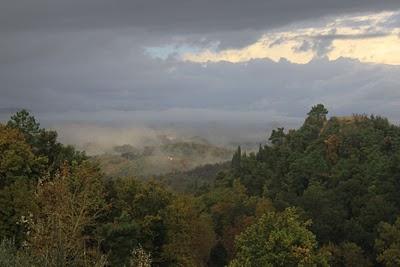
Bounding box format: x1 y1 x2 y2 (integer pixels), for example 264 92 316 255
1 105 400 266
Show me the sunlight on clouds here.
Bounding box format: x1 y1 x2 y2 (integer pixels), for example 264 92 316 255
183 11 400 65
329 32 400 64
183 36 314 64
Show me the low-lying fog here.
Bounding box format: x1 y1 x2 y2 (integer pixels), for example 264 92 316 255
54 121 282 155
1 108 303 155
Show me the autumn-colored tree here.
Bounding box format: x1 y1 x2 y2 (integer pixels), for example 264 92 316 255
324 134 340 164
28 162 108 266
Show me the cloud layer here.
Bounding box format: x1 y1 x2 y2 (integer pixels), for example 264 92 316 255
2 56 400 122
1 1 400 146
2 0 398 33
183 11 400 64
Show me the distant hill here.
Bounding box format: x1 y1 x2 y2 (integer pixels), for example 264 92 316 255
92 141 232 178
158 161 230 193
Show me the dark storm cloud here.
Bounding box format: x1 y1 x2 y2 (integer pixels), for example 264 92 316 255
1 0 398 34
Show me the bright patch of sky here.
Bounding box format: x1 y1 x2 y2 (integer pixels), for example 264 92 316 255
158 10 400 65
145 44 201 60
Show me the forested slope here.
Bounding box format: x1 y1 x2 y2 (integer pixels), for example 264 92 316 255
2 106 400 266
222 104 400 266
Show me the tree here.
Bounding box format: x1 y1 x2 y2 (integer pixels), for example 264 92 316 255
0 124 45 244
231 146 242 176
0 239 36 267
375 217 400 266
99 178 173 266
269 127 285 146
0 180 37 246
227 105 400 261
229 208 328 267
162 196 216 266
0 124 46 188
7 109 40 145
28 162 108 266
299 104 329 144
307 104 328 122
97 211 140 266
7 110 86 174
322 242 372 267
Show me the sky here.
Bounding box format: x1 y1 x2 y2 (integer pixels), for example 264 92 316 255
1 0 400 145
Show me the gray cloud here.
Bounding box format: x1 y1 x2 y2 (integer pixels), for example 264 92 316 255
384 11 400 28
1 0 398 34
292 30 393 57
312 32 391 40
2 46 400 123
1 29 400 145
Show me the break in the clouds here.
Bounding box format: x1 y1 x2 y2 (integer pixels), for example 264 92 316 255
183 11 400 64
1 0 400 143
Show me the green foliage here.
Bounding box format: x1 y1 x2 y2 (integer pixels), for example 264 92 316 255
160 162 230 194
229 208 328 267
231 146 242 176
0 180 36 246
200 180 274 265
3 106 400 266
97 212 140 266
322 242 372 267
162 196 216 266
0 124 44 245
99 178 173 266
375 217 400 266
229 104 400 261
7 109 86 174
0 239 36 267
0 124 46 188
269 127 285 146
307 104 328 121
7 110 40 144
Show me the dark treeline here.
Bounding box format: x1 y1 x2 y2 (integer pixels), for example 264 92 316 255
1 106 400 266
